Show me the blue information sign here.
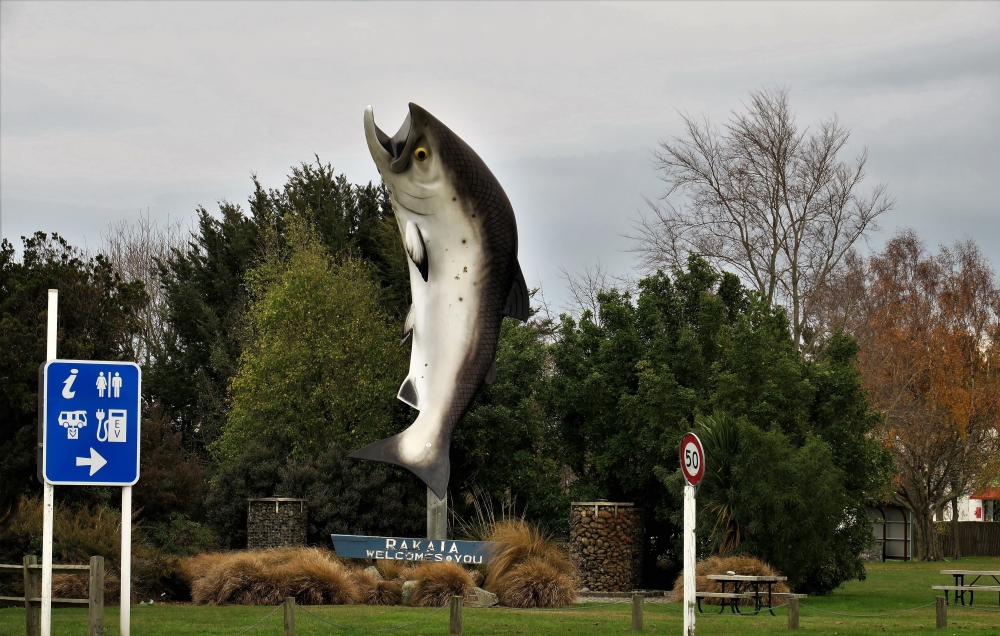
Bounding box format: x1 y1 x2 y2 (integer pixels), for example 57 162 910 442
42 360 141 486
331 534 499 565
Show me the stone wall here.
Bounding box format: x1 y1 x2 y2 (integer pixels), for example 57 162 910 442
247 498 308 549
569 502 643 592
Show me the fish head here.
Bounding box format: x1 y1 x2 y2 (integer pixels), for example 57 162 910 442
365 103 451 214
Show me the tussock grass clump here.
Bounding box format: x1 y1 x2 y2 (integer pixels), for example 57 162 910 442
670 555 790 605
52 572 121 604
353 569 403 605
410 562 473 607
186 547 360 605
375 559 416 583
483 519 577 608
495 556 576 608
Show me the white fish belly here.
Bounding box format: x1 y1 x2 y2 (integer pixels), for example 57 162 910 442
397 206 484 464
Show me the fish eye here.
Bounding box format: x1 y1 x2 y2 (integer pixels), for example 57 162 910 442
414 147 430 161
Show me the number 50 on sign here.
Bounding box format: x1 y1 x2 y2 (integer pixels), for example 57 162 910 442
680 432 704 486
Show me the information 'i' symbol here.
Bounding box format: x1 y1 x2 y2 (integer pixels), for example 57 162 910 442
61 369 78 399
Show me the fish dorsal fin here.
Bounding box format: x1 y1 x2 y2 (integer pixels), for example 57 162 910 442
504 262 529 322
397 377 419 409
405 222 428 282
401 304 415 345
485 360 498 384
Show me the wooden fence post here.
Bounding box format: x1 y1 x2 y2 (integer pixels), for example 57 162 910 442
936 596 947 628
788 596 799 630
88 556 104 636
449 595 463 635
283 597 295 636
631 593 643 632
23 555 39 636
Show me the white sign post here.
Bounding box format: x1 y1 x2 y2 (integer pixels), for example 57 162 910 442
680 432 705 636
39 289 139 636
40 290 57 636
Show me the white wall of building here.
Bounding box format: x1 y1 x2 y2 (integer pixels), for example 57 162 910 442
935 496 991 522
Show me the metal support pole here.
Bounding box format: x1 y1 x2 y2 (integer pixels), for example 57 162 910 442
936 596 947 628
631 593 643 632
283 597 296 636
427 487 447 541
41 289 57 636
121 486 132 636
683 483 696 636
449 595 463 635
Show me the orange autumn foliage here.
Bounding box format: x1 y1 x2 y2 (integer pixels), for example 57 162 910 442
828 231 1000 560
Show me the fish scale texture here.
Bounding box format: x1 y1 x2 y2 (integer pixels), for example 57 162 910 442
431 116 519 448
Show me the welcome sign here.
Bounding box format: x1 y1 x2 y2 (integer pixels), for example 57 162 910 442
331 534 500 564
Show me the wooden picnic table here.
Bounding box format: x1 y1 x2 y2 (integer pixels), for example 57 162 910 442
703 574 791 616
933 570 1000 606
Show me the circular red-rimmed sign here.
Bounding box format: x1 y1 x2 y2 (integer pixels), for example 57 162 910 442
680 432 705 486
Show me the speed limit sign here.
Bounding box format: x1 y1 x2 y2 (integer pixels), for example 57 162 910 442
680 432 704 486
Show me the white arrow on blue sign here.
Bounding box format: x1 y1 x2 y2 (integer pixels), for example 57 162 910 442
42 360 141 486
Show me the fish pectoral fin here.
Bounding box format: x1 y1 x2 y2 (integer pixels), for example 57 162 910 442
504 262 530 322
405 222 429 282
397 377 420 409
401 304 415 346
485 360 498 384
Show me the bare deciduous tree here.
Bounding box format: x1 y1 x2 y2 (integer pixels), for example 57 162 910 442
99 210 189 365
560 261 636 323
631 87 893 350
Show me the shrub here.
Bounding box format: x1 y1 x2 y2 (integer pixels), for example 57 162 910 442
483 519 577 608
143 513 216 557
410 562 473 607
0 496 190 603
186 547 360 605
669 555 789 605
133 403 206 525
205 441 424 549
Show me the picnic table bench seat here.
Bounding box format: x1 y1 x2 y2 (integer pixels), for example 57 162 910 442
932 584 1000 606
696 592 753 598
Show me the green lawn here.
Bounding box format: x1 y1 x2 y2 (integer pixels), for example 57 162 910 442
3 557 1000 635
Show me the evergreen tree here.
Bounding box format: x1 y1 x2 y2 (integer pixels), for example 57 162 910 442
0 233 146 525
549 256 893 593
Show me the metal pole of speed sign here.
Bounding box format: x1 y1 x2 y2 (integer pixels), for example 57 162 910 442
680 432 704 636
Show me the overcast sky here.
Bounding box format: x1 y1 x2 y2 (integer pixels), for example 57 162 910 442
2 1 998 309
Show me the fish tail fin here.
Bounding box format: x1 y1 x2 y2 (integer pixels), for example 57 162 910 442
348 427 450 500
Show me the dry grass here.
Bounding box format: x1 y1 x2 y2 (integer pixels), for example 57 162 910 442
669 555 790 604
483 519 577 608
51 572 121 604
410 561 473 607
375 559 417 583
352 569 404 606
495 556 576 608
185 547 361 605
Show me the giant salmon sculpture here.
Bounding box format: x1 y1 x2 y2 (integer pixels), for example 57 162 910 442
350 103 529 499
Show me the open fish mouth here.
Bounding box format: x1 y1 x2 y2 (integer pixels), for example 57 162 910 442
367 105 415 173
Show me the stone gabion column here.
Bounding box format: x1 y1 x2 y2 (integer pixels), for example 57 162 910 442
569 502 644 592
247 498 308 549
